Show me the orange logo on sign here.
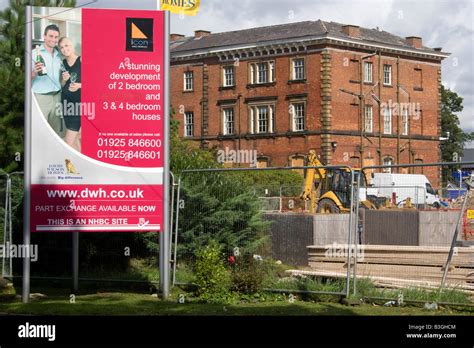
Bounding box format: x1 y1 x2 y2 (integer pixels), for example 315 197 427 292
131 22 147 39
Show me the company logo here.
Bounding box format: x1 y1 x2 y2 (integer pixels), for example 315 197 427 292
65 159 79 174
126 18 154 52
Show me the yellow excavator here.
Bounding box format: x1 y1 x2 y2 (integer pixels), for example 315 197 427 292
300 150 378 213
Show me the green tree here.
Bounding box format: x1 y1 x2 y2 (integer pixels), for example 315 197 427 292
440 85 473 183
0 0 76 172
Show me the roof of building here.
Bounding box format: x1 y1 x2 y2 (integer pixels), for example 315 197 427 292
170 19 447 56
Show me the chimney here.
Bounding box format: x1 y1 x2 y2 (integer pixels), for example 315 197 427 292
406 36 423 49
342 25 360 38
170 33 185 41
194 30 211 38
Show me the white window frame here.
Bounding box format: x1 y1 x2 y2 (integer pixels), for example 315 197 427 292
402 107 409 135
382 157 392 173
249 104 275 134
383 107 392 134
364 105 373 133
184 71 193 91
257 62 268 83
383 64 392 85
291 102 305 132
364 61 373 83
292 58 305 80
222 108 235 135
222 66 234 87
250 61 275 84
184 111 194 137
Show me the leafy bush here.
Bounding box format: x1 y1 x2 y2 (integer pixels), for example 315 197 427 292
194 240 231 303
231 256 265 294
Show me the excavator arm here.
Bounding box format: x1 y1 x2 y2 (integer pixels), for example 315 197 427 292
300 150 326 212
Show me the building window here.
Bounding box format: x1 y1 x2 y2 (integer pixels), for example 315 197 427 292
349 59 360 82
414 158 423 174
364 105 373 133
249 105 274 134
222 66 234 87
402 107 409 135
292 58 305 80
257 62 268 83
414 68 423 90
382 157 393 173
291 155 305 175
383 107 392 134
184 71 193 91
250 61 275 84
383 65 392 85
184 112 194 137
291 103 305 131
257 157 269 168
222 108 235 135
364 62 373 83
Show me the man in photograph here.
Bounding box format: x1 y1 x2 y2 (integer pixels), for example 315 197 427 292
31 24 65 138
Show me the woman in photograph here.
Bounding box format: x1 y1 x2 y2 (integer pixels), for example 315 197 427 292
59 37 82 152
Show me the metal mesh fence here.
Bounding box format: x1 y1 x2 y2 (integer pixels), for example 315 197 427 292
2 162 473 304
170 162 474 303
352 162 474 301
172 167 355 296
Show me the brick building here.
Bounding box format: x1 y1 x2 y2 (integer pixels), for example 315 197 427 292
170 20 449 186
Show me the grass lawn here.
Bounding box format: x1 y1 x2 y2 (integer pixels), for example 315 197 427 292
0 289 473 316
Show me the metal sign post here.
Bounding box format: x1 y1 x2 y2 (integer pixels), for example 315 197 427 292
159 10 170 299
22 5 32 304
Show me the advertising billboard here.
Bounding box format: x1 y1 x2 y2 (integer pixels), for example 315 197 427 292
27 7 165 232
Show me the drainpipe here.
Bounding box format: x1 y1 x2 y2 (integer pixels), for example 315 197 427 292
378 51 382 169
359 59 364 168
397 56 400 173
408 92 412 173
238 93 242 167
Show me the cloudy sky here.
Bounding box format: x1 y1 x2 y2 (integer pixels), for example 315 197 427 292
2 0 472 139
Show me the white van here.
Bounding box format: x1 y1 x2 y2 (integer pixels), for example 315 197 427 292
371 173 441 207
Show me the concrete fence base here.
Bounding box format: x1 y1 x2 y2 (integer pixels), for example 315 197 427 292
264 210 465 266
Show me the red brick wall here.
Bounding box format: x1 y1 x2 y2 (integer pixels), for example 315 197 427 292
170 46 442 187
170 62 204 137
328 49 441 186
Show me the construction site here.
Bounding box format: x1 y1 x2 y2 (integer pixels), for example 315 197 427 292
257 160 474 297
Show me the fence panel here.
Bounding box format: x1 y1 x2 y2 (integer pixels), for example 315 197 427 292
173 166 355 297
354 162 474 303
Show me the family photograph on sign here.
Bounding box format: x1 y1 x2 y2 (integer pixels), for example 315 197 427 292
31 8 84 152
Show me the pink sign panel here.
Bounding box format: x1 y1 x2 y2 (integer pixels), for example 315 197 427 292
29 8 164 232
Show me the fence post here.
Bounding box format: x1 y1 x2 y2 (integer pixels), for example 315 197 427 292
279 185 283 213
345 168 355 298
172 177 181 286
353 170 362 296
440 181 471 290
169 172 176 260
2 174 10 278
